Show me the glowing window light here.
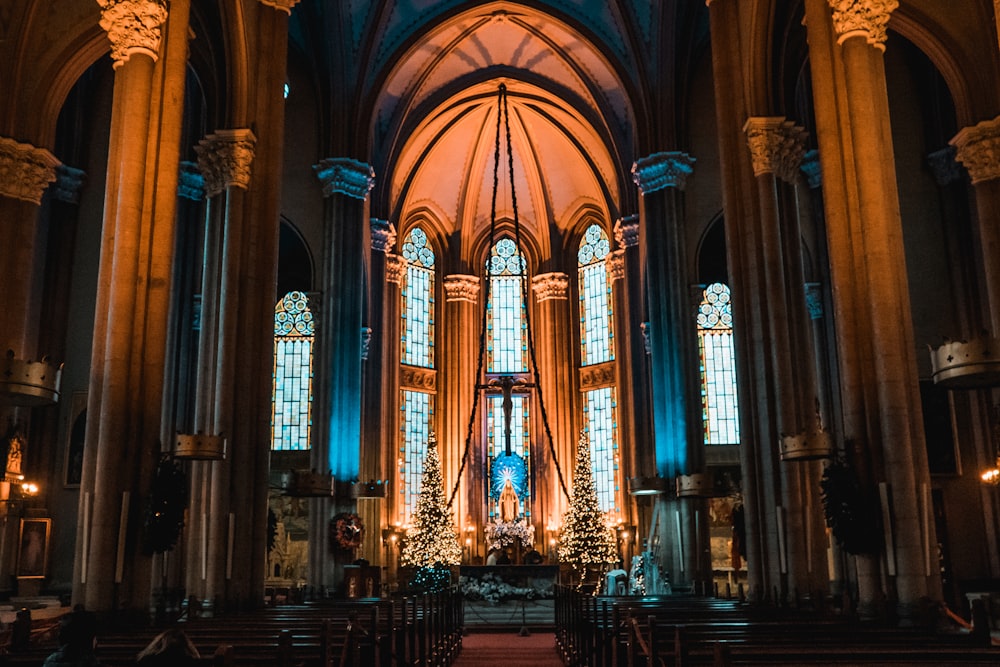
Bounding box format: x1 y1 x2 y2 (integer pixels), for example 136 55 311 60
697 283 740 445
271 291 314 450
578 224 614 365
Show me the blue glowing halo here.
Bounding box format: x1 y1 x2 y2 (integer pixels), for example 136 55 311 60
489 453 528 501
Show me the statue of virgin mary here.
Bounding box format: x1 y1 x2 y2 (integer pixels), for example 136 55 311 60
498 478 520 523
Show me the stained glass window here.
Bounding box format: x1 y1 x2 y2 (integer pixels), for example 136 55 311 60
486 395 531 519
585 387 620 515
698 283 740 445
272 291 314 450
399 389 433 524
578 224 614 365
487 238 527 373
401 227 435 367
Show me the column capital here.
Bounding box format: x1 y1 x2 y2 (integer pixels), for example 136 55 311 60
828 0 898 51
613 215 639 248
386 253 406 285
950 116 1000 185
608 250 626 284
443 274 481 302
925 146 961 187
0 137 60 205
370 218 397 253
53 165 88 204
631 151 695 194
195 129 257 197
532 272 569 302
743 117 808 183
258 0 301 14
313 158 375 200
177 161 205 200
96 0 169 68
800 149 822 189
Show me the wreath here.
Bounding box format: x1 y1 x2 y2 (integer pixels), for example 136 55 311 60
329 513 364 553
820 458 881 555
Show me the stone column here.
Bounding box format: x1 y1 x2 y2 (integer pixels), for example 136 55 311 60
802 0 939 618
530 273 574 530
631 152 704 586
74 0 191 614
311 158 374 589
439 275 482 557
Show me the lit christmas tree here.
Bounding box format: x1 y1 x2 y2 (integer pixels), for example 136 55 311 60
559 431 618 570
401 433 462 568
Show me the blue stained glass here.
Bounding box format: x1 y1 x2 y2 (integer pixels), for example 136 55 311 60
271 292 314 450
487 239 527 373
486 395 531 518
697 283 740 445
578 224 614 365
399 390 433 525
585 387 620 514
401 227 435 367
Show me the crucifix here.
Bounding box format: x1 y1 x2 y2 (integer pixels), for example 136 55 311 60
478 375 535 456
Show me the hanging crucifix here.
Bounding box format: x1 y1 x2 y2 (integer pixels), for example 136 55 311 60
478 375 535 456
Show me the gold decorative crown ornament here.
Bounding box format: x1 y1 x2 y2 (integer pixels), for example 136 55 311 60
280 469 335 497
350 479 387 498
174 433 226 460
0 350 62 407
779 429 833 461
929 336 1000 389
676 472 712 498
628 476 669 496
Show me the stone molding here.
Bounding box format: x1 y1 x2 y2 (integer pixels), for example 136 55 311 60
258 0 301 14
371 218 397 253
443 274 481 303
532 272 569 302
631 151 695 194
400 364 437 391
195 129 257 197
313 158 375 200
177 161 205 200
828 0 898 51
925 146 961 187
613 215 639 248
950 116 1000 185
53 165 87 204
579 361 616 390
800 149 822 189
743 117 808 183
608 250 626 284
97 0 169 67
0 137 60 205
386 253 406 285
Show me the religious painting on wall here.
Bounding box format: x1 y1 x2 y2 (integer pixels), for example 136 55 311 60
17 518 51 579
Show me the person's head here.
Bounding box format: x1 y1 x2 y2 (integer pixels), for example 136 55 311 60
57 610 98 654
136 628 200 666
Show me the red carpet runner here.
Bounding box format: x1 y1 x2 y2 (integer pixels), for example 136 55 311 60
454 631 563 666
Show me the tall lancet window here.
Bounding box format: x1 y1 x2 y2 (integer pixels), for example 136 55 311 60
272 291 314 450
578 223 619 514
399 226 436 524
401 227 435 367
486 238 531 519
697 283 740 445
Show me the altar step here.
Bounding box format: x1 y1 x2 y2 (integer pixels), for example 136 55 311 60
463 599 554 631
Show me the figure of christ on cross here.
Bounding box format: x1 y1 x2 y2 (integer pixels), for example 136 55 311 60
478 375 535 456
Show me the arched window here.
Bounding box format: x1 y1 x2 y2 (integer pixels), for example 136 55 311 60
272 291 314 450
401 227 435 367
578 223 619 515
487 238 527 373
399 390 433 524
697 283 740 445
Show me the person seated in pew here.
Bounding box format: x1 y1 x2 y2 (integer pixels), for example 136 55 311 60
43 609 100 667
135 628 200 667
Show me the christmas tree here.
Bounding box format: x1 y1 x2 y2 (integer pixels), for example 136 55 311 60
401 433 462 567
559 431 618 567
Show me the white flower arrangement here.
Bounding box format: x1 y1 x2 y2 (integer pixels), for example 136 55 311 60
460 573 549 603
484 517 535 551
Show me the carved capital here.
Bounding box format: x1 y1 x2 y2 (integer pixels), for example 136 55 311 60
950 116 1000 185
613 215 639 248
0 137 60 205
313 158 375 200
579 361 616 390
52 165 87 204
631 152 696 194
925 146 961 187
257 0 301 14
608 250 626 284
800 149 822 189
177 161 205 200
400 365 437 391
97 0 169 67
743 117 808 183
370 218 397 253
532 272 569 302
195 129 257 197
386 253 407 286
828 0 898 51
443 274 481 303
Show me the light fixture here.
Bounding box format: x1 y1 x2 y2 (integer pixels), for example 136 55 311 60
279 469 335 497
350 479 387 498
929 335 1000 388
628 476 669 496
173 432 226 460
676 472 712 498
0 350 62 407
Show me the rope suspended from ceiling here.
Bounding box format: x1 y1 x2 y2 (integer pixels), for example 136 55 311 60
447 83 569 509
